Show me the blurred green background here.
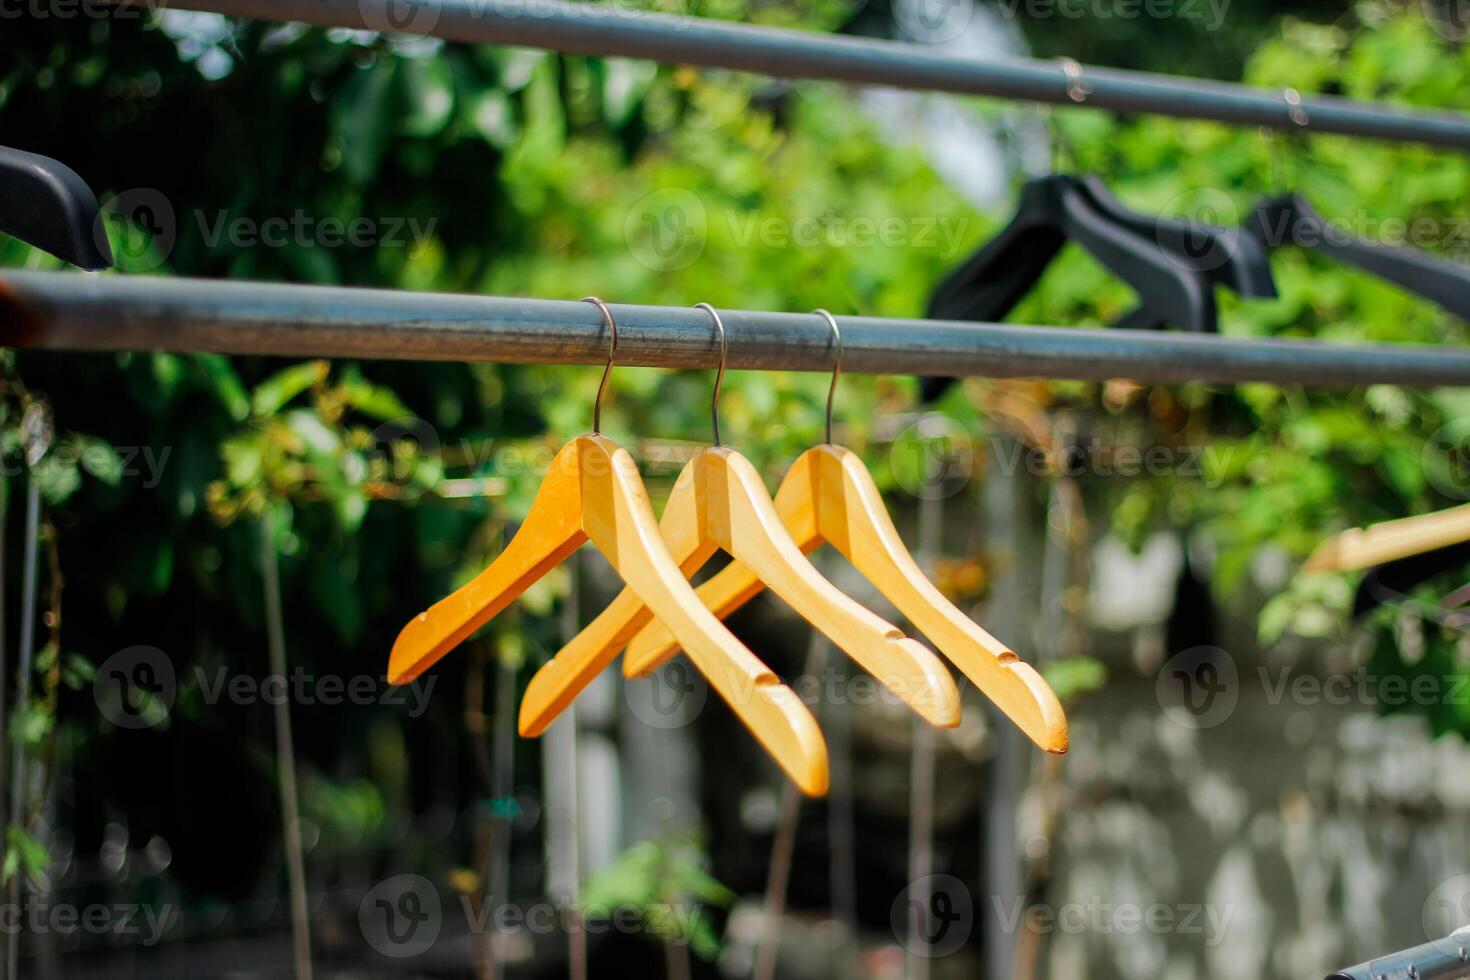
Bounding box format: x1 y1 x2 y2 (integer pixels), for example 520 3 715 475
1 0 1469 976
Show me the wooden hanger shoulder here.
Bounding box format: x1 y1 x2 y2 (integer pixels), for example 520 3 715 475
625 444 1069 754
581 437 829 794
691 448 961 728
1304 501 1470 572
392 434 828 794
388 437 587 685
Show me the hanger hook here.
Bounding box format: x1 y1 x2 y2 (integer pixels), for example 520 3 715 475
582 296 617 434
695 302 726 448
813 309 842 445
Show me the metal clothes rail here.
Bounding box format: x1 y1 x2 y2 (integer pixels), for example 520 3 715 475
5 270 1470 388
136 0 1470 150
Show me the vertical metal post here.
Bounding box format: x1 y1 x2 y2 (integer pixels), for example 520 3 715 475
907 450 943 980
983 434 1027 980
5 473 40 980
259 514 313 980
545 553 586 980
827 646 859 975
754 630 830 980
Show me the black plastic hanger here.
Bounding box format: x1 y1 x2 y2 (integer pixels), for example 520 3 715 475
1078 175 1278 330
1077 175 1277 301
0 145 113 270
1247 194 1470 320
928 174 1216 331
924 174 1218 400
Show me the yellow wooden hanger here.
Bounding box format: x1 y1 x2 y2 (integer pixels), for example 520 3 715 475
1303 501 1470 573
388 299 828 795
518 304 962 740
624 311 1069 754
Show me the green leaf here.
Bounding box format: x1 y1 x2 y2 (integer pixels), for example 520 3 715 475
342 372 413 421
8 704 51 748
62 653 96 691
193 354 251 422
600 58 657 127
332 58 398 184
30 453 81 505
471 89 517 148
252 362 326 417
1040 657 1108 703
4 826 49 883
397 55 455 138
74 436 125 486
221 433 265 489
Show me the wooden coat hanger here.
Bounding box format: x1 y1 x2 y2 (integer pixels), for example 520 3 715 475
1304 502 1470 573
519 304 963 740
625 311 1069 754
388 299 829 795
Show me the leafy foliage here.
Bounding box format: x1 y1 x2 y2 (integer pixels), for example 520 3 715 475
0 0 1467 943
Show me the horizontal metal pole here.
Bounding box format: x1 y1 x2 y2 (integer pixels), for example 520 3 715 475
1327 931 1470 980
3 271 1470 388
130 0 1470 150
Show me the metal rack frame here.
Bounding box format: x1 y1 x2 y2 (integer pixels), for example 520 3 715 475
133 0 1470 149
4 271 1470 387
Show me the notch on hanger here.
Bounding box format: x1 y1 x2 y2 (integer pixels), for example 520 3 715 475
624 311 1069 753
519 304 963 741
389 298 829 794
0 145 113 270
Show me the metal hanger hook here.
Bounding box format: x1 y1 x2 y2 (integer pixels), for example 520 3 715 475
582 296 617 434
695 302 727 447
813 309 842 444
